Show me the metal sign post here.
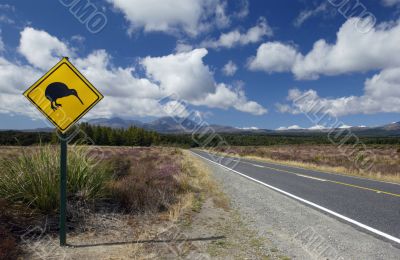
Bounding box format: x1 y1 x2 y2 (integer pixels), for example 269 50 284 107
59 133 67 246
22 57 103 247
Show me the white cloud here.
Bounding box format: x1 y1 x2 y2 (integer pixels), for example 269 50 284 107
276 125 303 130
249 18 400 79
308 125 326 130
235 0 249 18
0 57 41 95
382 0 400 6
214 1 230 28
0 4 14 11
163 100 190 118
71 35 85 43
237 126 259 130
233 98 267 115
75 50 160 99
175 42 193 53
288 125 302 130
294 3 328 27
274 17 400 117
222 60 238 76
0 57 42 118
18 27 72 70
1 27 266 119
192 83 264 114
141 49 266 115
276 124 352 130
200 17 272 49
0 15 14 25
248 42 298 73
0 31 4 52
107 0 229 36
141 48 215 100
279 67 400 116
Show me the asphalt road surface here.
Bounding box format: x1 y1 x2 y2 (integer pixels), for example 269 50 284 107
191 149 400 246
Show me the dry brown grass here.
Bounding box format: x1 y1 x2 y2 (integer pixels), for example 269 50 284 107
181 150 230 211
0 146 31 159
166 149 230 222
212 145 400 183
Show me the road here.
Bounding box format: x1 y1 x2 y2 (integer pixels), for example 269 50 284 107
191 149 400 246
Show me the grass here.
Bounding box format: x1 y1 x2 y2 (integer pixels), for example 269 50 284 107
210 145 400 183
0 145 111 213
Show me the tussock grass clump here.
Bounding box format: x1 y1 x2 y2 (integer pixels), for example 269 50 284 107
0 145 111 213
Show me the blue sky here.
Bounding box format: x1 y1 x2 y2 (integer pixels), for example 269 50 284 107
0 0 399 130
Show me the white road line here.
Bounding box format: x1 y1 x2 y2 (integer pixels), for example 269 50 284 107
191 151 400 245
252 164 265 168
295 174 327 182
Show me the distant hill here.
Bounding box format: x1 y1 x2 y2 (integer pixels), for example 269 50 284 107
87 117 143 129
143 117 196 133
0 127 55 133
87 116 244 134
3 117 400 136
274 122 400 137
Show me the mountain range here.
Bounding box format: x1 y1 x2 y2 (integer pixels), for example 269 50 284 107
85 117 400 136
87 117 248 134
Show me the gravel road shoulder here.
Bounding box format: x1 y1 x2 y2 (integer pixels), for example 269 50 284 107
196 153 400 260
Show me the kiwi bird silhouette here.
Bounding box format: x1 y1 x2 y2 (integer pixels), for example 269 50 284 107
45 82 84 111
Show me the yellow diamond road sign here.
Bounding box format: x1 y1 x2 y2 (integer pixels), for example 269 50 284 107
23 57 103 133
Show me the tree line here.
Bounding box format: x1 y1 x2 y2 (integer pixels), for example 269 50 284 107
0 124 400 146
0 123 195 147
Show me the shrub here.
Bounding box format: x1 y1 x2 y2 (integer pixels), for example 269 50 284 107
108 150 184 213
0 145 111 213
109 157 131 180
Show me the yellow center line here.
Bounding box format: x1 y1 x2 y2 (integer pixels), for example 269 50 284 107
238 160 400 198
327 180 400 198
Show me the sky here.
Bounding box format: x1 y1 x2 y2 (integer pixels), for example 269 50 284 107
0 0 400 130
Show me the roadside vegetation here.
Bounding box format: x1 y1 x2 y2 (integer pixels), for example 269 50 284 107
0 145 110 212
212 145 400 183
0 144 288 258
0 145 226 258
